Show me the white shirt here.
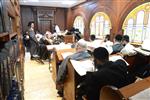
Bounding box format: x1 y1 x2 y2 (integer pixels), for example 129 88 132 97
121 43 136 56
35 33 43 42
55 25 60 33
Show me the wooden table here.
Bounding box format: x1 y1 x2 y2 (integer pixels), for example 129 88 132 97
63 54 132 100
51 48 76 82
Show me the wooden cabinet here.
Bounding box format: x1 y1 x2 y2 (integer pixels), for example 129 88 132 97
0 0 24 99
37 9 55 33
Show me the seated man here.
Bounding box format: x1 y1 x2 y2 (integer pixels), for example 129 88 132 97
27 21 49 62
121 35 136 56
57 39 91 83
112 34 124 54
90 34 96 41
77 47 136 100
56 39 91 96
103 34 113 47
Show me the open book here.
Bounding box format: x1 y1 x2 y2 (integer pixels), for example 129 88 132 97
61 52 74 59
70 59 94 76
129 88 150 100
109 55 129 66
46 43 72 50
134 48 150 56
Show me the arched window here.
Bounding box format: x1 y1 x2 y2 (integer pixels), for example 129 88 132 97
73 16 84 34
145 13 150 39
90 12 111 39
123 2 150 43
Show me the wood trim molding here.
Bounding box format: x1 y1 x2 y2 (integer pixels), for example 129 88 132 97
0 32 9 37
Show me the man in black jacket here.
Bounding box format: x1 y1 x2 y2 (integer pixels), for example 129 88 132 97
77 47 136 100
27 21 39 60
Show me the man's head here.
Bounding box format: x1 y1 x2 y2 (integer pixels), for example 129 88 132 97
122 35 129 46
76 39 87 52
90 35 96 41
28 21 35 29
114 34 123 43
93 47 109 66
104 34 110 42
45 31 52 39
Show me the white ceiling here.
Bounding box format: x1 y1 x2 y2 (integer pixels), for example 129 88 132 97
19 0 86 8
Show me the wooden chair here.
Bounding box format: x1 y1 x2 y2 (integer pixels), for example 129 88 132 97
100 86 125 100
64 35 75 44
100 76 150 100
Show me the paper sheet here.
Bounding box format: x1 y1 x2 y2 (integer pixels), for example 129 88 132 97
70 59 94 76
46 44 72 50
134 48 150 56
109 55 129 66
61 52 74 59
129 88 150 100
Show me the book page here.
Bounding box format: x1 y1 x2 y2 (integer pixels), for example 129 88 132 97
129 88 150 100
70 59 94 76
134 48 150 56
109 55 129 66
46 44 72 50
61 52 74 59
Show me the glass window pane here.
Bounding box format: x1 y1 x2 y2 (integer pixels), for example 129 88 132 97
136 11 144 25
128 19 134 26
126 19 134 41
73 16 85 34
100 21 103 36
104 20 110 35
123 3 150 43
134 26 143 42
96 22 99 36
145 13 150 39
134 11 144 42
90 12 111 38
148 13 150 26
96 16 100 22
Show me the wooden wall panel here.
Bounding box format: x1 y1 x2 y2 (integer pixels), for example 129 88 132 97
20 6 35 33
55 8 67 31
20 6 66 34
67 0 149 40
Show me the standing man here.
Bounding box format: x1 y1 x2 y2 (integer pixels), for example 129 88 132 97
27 21 39 60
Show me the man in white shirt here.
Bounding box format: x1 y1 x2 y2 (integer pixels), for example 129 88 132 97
121 35 136 56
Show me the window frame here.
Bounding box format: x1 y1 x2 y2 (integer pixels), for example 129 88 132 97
73 16 85 34
122 2 150 43
90 12 111 39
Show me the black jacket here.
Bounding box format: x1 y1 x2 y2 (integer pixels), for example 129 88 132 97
28 29 39 56
85 60 136 100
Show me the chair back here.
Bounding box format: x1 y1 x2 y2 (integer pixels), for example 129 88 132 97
64 35 75 44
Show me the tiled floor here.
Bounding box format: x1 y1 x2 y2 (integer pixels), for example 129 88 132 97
24 52 61 100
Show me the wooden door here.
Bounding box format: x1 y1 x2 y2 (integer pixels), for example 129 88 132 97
39 19 52 34
37 9 55 34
